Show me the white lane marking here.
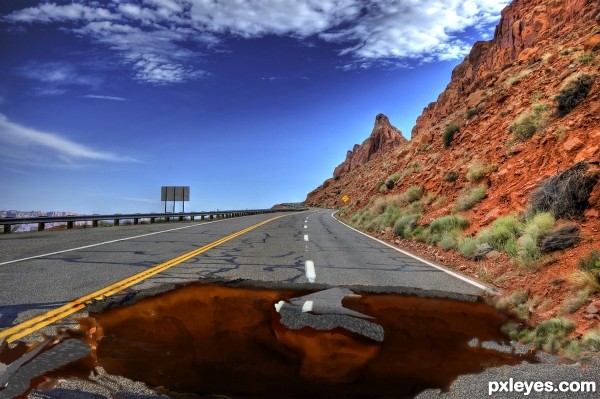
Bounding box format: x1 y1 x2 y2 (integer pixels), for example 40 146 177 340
301 300 314 312
274 300 285 312
303 225 307 229
0 218 236 267
305 260 316 283
330 211 489 291
304 234 309 242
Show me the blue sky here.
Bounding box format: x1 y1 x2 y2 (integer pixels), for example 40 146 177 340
0 0 509 214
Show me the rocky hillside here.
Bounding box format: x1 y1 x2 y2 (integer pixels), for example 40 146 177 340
307 0 600 345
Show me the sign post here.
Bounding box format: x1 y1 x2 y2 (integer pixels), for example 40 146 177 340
161 186 190 213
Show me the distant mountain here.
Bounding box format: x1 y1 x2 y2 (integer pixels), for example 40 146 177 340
0 210 83 232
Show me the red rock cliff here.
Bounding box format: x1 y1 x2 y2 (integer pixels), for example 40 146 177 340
333 114 407 178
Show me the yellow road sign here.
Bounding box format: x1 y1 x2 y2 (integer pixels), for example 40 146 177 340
341 195 349 203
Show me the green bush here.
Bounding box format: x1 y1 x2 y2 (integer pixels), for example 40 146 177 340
515 212 556 268
430 215 470 234
393 213 421 238
579 249 600 271
458 237 478 257
405 185 424 203
478 215 522 255
444 170 458 182
527 318 575 353
556 73 595 117
442 124 459 148
582 328 600 351
510 104 550 140
465 107 480 119
523 212 555 239
456 186 487 211
368 202 404 232
439 233 458 251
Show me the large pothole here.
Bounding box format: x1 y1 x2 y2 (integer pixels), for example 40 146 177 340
0 282 534 398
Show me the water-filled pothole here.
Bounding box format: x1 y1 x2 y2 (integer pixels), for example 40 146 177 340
1 283 535 398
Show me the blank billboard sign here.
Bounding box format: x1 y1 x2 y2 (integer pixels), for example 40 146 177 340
161 186 190 201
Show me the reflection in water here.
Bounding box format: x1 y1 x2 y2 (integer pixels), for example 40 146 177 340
0 283 535 398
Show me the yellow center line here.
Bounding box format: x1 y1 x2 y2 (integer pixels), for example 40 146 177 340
0 215 285 343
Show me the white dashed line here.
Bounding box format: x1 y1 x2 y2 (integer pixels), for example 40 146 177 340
301 300 314 312
305 260 316 283
303 225 307 229
304 234 309 242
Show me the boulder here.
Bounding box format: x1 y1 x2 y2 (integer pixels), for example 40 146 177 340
540 224 580 252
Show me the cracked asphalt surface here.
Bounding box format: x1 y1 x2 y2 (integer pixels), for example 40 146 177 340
1 208 598 398
0 208 482 332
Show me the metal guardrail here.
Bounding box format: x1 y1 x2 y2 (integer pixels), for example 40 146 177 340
0 208 307 233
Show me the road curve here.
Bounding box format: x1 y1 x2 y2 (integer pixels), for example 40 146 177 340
0 208 484 340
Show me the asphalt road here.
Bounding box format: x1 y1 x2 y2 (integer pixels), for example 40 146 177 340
1 208 598 399
0 208 484 334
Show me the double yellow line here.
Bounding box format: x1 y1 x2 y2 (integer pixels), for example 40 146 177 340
0 215 283 343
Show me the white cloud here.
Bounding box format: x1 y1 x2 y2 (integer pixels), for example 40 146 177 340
0 114 139 167
187 0 361 37
320 0 510 62
5 3 116 23
83 94 129 101
5 0 510 81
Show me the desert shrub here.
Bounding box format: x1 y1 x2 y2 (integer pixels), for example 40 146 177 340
456 186 487 211
582 328 600 351
516 234 541 267
457 237 478 257
556 73 595 117
578 52 596 65
515 212 555 268
369 202 404 232
405 185 424 203
560 290 590 315
579 249 600 271
439 233 458 251
444 170 458 182
370 197 388 215
509 104 550 140
442 124 459 148
350 209 373 229
429 215 470 234
504 68 531 88
427 215 469 245
478 215 522 255
572 249 600 293
465 107 480 119
385 172 401 189
526 161 598 219
378 182 387 193
393 213 421 238
526 318 575 353
466 163 497 182
523 212 555 239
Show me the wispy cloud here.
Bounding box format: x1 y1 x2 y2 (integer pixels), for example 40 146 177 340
84 94 129 101
4 0 509 82
16 61 102 95
0 113 139 167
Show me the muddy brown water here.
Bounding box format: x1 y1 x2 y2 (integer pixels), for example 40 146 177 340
1 283 534 398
